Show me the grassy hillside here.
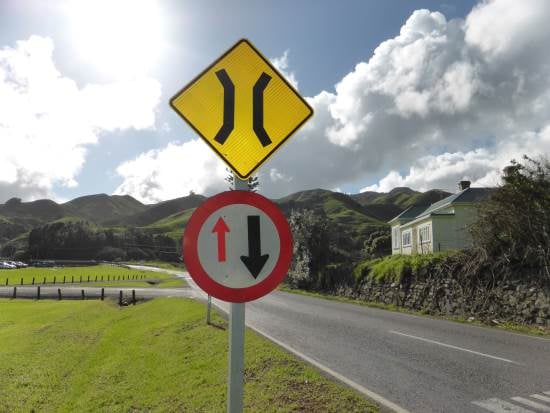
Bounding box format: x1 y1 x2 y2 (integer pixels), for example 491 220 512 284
64 194 146 225
277 189 384 230
352 187 451 221
0 298 377 412
0 198 65 222
144 208 196 240
120 194 205 226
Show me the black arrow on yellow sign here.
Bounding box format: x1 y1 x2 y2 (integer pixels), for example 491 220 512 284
213 69 273 148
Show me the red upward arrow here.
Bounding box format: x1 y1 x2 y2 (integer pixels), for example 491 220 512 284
212 217 230 262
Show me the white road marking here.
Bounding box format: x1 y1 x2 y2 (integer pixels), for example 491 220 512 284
389 330 521 364
176 270 410 413
511 397 550 412
472 398 534 412
252 326 411 413
544 391 550 396
531 394 550 403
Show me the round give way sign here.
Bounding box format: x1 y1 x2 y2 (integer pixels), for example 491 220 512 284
183 191 292 303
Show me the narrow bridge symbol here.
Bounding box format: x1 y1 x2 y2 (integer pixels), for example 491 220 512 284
213 69 273 147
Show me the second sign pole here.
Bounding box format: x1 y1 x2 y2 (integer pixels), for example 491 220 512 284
227 174 249 413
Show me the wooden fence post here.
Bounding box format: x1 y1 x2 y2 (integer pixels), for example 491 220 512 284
81 289 85 300
37 286 40 300
12 286 16 299
101 288 105 301
119 290 123 306
132 289 136 305
32 277 35 285
58 288 61 300
63 276 66 284
43 277 46 284
53 276 56 284
20 278 23 285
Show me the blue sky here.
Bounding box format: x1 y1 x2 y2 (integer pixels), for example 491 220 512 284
1 0 549 203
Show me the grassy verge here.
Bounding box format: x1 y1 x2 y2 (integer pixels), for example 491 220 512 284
279 285 549 337
0 298 377 412
0 265 185 288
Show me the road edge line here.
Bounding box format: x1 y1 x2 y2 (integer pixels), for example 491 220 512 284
251 325 411 413
146 268 411 412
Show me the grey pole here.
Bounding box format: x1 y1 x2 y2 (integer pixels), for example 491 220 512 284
206 294 212 324
227 173 248 413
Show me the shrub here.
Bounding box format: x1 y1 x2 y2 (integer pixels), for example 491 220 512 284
353 252 455 284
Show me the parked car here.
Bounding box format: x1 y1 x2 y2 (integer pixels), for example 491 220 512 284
0 261 16 269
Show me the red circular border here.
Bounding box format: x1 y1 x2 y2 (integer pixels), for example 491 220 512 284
183 191 293 303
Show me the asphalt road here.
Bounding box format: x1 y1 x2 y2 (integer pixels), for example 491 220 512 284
2 266 549 413
166 268 550 413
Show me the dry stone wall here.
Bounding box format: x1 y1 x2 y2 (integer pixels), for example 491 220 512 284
342 277 549 327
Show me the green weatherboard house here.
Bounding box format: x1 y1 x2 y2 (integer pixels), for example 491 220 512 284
389 181 493 255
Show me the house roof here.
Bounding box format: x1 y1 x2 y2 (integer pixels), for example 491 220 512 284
388 205 429 224
388 187 493 224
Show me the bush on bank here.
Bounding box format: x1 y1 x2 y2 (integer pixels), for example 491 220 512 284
353 252 455 284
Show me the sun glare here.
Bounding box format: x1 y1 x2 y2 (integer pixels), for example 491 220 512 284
66 0 164 78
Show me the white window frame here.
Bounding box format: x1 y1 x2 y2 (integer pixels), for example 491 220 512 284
419 224 431 244
392 227 400 249
402 231 412 247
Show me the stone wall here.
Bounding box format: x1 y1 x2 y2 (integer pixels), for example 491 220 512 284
340 276 549 327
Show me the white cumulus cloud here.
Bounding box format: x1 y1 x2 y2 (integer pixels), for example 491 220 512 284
114 140 227 203
0 35 161 202
115 0 550 199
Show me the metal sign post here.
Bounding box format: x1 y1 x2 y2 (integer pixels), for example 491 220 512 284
172 38 310 413
206 294 212 324
228 174 249 413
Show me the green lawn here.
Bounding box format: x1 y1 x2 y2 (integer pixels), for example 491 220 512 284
0 298 377 412
0 265 185 288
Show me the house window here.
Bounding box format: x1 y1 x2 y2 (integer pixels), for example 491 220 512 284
419 225 431 243
392 227 400 249
402 231 411 247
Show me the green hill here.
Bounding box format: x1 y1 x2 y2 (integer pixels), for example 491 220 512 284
0 198 65 223
144 208 196 239
121 194 206 227
276 189 386 237
64 194 146 225
351 188 451 221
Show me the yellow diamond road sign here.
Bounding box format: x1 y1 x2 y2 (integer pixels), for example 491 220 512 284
170 39 313 179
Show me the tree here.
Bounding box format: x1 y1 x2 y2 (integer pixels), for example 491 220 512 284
287 209 330 288
471 156 550 279
225 168 259 191
5 197 22 206
363 230 391 258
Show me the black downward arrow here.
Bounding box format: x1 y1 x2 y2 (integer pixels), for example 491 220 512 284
240 215 269 279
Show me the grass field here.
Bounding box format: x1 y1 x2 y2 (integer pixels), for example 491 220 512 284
0 265 186 288
0 298 377 412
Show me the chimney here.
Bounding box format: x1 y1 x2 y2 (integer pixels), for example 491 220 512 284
458 180 470 191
